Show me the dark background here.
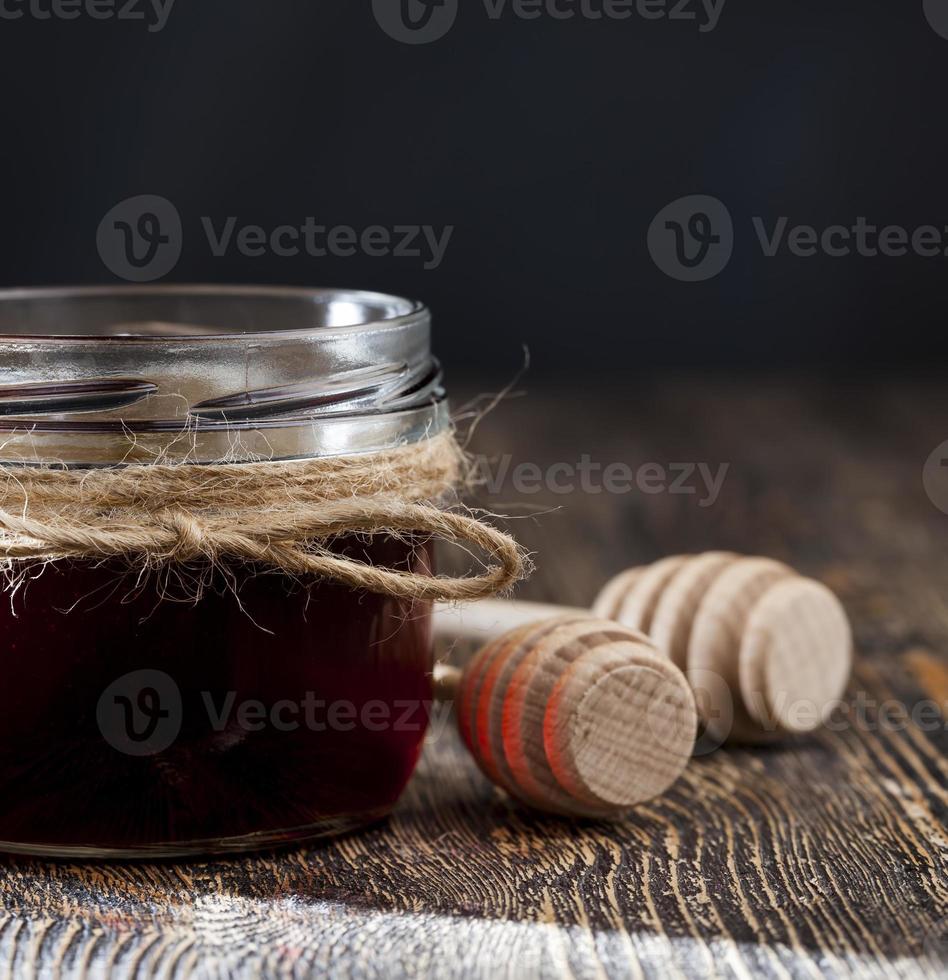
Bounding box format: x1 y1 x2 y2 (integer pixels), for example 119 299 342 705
1 0 946 383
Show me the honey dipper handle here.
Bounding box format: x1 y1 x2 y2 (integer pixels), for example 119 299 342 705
432 662 462 702
432 598 580 644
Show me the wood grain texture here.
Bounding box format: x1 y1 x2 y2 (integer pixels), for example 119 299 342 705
649 551 737 670
738 576 852 735
543 644 696 810
2 379 947 979
688 558 795 743
613 555 689 633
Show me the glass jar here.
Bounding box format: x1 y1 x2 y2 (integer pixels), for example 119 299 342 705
0 285 448 858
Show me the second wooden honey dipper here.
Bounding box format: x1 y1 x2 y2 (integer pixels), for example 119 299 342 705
435 552 852 745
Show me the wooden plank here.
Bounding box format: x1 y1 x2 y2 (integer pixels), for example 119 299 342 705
0 380 945 979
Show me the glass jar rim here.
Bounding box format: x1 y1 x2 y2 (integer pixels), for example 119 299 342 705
0 284 428 342
0 285 447 465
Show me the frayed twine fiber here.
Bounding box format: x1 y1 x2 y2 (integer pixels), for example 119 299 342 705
0 431 528 602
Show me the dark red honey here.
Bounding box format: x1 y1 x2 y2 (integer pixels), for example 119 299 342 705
0 537 433 857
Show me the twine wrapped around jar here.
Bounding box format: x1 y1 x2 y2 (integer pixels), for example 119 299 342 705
0 431 527 602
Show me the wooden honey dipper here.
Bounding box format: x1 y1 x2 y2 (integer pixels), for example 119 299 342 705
435 552 852 746
432 616 698 818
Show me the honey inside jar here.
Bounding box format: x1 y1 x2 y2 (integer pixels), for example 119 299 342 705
0 543 433 857
0 286 447 858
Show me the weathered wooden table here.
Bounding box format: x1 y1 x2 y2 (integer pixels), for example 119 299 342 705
1 381 946 979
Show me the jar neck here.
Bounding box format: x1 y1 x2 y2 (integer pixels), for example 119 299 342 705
0 286 446 465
